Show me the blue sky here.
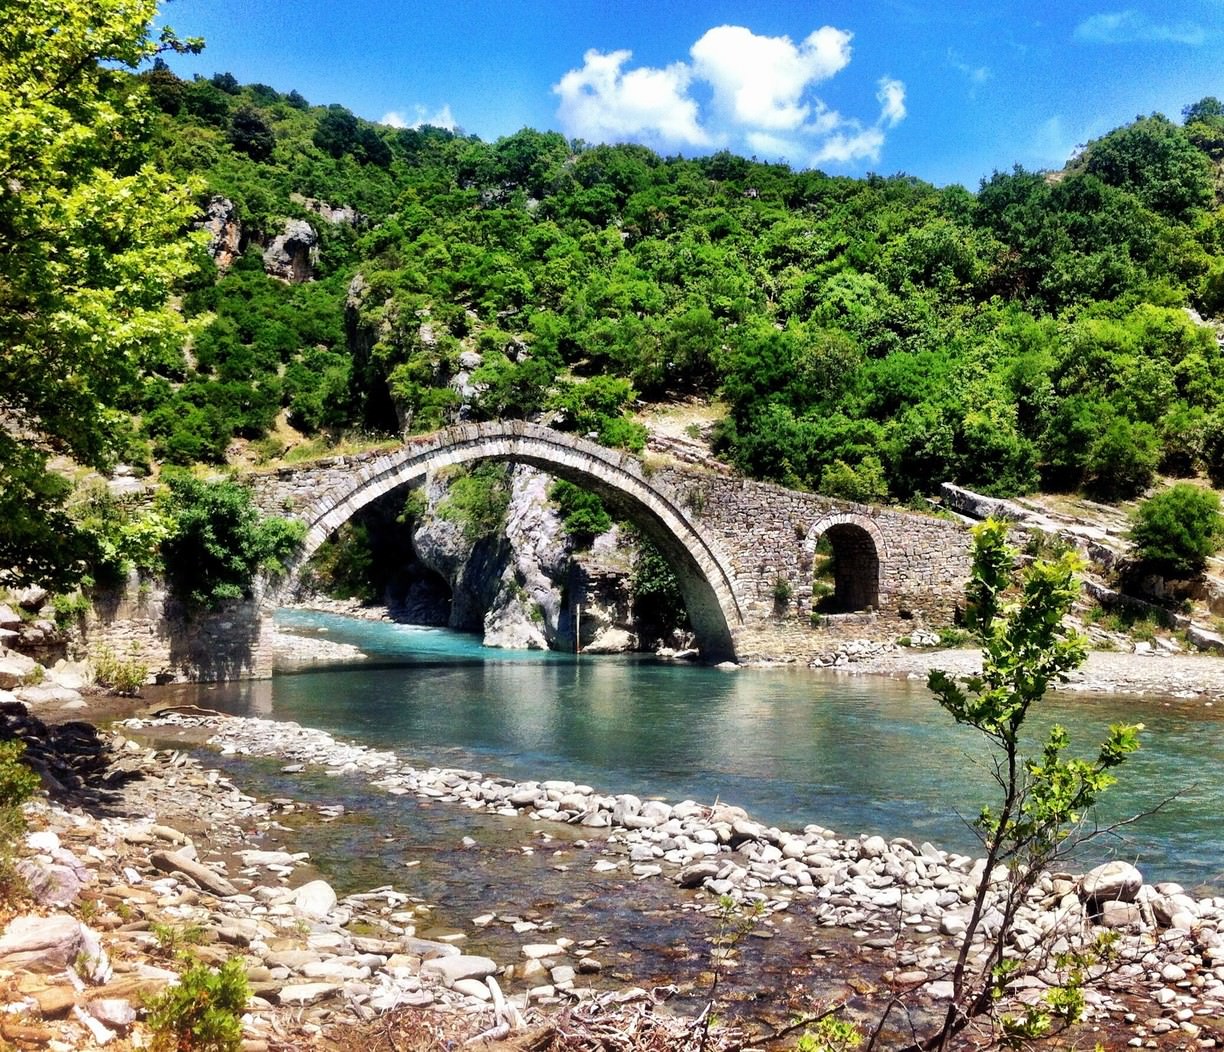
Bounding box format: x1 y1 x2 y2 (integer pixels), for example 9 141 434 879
162 0 1223 188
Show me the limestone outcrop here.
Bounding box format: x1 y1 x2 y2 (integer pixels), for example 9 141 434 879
262 218 319 283
197 195 242 270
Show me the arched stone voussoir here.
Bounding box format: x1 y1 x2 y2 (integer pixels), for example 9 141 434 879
280 421 745 661
803 510 891 561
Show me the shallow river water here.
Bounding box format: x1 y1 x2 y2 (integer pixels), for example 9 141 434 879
160 609 1224 892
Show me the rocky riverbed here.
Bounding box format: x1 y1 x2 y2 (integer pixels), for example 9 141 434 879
74 706 1224 1048
10 618 1224 1048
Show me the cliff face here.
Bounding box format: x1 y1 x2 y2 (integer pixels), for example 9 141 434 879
310 464 641 653
410 466 575 650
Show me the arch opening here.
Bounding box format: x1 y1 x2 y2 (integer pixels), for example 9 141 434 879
812 523 881 613
277 424 744 661
297 486 454 625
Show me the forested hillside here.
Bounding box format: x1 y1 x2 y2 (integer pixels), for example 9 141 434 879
138 70 1224 506
8 30 1224 589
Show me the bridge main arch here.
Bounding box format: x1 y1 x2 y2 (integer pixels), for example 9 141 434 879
274 421 745 660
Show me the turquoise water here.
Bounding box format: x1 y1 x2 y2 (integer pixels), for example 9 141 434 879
181 609 1224 891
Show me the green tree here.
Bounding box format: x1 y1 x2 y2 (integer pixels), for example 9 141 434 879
229 104 275 161
159 476 305 609
549 481 611 547
1130 483 1224 577
0 0 203 587
1079 114 1214 219
910 520 1141 1050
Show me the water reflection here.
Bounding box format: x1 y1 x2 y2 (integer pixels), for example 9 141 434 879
146 610 1224 890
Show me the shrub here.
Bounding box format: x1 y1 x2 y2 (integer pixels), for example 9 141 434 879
0 741 39 903
91 647 149 695
146 956 248 1052
50 591 90 629
1131 483 1224 577
819 455 888 503
436 463 511 542
549 480 611 546
159 475 307 610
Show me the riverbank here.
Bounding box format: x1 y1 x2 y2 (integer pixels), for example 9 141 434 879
2 687 1223 1049
836 645 1224 701
122 709 1224 1045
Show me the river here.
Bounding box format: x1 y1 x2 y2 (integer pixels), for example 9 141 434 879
160 609 1223 893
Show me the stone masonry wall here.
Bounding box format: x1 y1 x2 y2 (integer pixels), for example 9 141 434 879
245 424 973 668
652 468 972 629
79 571 275 682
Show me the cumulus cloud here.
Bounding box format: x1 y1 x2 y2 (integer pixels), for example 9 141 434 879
690 25 851 130
552 24 905 169
553 49 709 147
1074 11 1204 45
877 77 907 126
381 104 457 130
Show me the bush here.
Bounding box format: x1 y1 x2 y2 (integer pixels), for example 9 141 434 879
630 535 688 636
91 647 149 695
819 455 888 503
146 956 248 1052
549 480 611 546
436 463 511 542
1131 483 1224 577
0 741 39 903
159 475 307 610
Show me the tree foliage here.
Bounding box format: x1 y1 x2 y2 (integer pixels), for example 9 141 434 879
1130 483 1224 577
158 475 306 609
0 0 203 586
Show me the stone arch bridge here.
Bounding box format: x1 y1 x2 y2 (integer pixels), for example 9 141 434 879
245 421 971 672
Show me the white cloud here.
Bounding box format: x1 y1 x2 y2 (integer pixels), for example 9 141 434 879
877 77 907 126
690 25 851 131
553 24 906 170
812 126 885 165
947 50 991 95
553 48 709 146
745 131 801 157
381 104 457 130
1074 11 1204 45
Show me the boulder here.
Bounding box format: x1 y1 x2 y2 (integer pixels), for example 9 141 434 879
420 954 498 987
0 652 38 690
293 879 337 920
582 628 635 654
277 982 340 1006
87 998 136 1030
149 850 238 898
676 859 722 889
0 914 106 976
12 586 48 610
1098 901 1144 928
17 860 82 905
1079 861 1142 903
263 219 318 283
0 605 22 630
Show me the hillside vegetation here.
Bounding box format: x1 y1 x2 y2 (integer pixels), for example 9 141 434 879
139 74 1224 505
5 8 1224 590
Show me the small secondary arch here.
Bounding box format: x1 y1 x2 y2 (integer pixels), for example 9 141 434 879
805 511 887 613
279 421 745 660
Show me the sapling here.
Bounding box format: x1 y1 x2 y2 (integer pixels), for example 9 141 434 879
875 520 1141 1051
